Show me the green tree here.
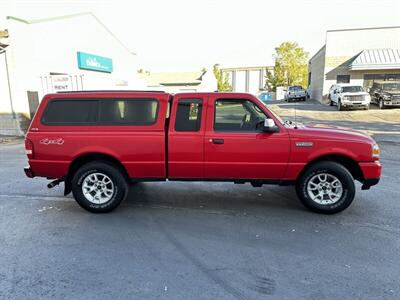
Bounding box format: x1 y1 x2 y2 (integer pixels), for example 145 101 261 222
265 42 309 91
213 64 232 92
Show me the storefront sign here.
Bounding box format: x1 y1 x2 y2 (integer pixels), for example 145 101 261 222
77 51 113 73
52 75 72 92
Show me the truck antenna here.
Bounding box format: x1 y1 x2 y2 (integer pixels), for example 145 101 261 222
294 101 298 129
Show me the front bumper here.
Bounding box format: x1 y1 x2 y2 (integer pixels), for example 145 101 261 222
383 100 400 106
24 166 34 178
359 161 381 189
341 100 370 108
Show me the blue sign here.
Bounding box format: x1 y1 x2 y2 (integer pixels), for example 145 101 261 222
258 92 273 102
77 51 113 73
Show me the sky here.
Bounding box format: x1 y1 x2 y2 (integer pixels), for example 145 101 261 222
0 0 399 72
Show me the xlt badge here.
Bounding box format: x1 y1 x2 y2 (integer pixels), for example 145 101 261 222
296 142 313 147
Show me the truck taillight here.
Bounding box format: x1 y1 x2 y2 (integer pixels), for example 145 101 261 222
372 143 380 160
25 138 34 159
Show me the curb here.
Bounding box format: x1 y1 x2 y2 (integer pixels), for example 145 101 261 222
0 136 24 145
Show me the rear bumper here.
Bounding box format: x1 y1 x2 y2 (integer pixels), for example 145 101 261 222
288 95 306 99
359 161 382 189
24 166 35 178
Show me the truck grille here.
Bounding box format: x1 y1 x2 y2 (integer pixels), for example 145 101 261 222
347 95 364 102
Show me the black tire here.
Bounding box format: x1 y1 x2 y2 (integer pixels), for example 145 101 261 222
296 161 355 214
337 100 343 111
71 161 128 213
379 99 385 109
330 100 334 106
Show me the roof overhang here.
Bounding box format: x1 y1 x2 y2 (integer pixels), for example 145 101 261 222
160 82 200 86
350 64 400 71
0 42 8 49
349 49 400 71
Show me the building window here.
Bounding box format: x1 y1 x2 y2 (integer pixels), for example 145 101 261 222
336 75 350 84
175 99 202 132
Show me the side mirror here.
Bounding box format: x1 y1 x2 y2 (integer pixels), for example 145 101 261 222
263 119 279 133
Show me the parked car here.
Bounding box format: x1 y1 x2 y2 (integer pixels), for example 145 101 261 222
24 91 381 214
368 81 400 109
328 84 371 111
284 86 307 102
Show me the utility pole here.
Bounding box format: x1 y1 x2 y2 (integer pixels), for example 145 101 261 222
1 29 22 135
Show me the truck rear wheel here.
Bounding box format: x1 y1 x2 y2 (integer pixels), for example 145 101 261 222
296 161 355 214
71 161 128 213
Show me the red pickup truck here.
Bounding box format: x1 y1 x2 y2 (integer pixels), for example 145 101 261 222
24 91 381 214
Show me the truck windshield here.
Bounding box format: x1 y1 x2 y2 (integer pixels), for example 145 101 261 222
382 83 400 91
342 86 364 93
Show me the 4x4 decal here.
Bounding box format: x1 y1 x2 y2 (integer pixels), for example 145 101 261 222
40 138 65 145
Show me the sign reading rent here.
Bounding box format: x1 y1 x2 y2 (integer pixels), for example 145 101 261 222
52 75 72 92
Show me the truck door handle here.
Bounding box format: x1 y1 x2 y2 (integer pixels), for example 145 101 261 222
210 138 224 144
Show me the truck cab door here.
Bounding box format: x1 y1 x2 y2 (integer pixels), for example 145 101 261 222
167 94 207 179
204 95 290 180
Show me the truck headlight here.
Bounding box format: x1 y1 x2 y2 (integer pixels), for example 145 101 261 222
372 143 380 159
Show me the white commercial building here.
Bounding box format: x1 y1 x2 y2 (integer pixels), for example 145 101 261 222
0 12 146 135
220 66 273 95
139 70 217 93
308 26 400 102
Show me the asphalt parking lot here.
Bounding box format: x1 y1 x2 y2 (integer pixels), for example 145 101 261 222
1 101 400 300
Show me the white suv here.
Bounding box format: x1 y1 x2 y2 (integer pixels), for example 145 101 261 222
328 84 371 111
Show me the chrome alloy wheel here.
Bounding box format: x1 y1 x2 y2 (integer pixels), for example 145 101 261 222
306 173 343 205
82 172 115 204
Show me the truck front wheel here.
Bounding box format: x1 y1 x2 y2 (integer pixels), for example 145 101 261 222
379 99 385 109
337 100 343 111
296 161 355 214
71 161 128 213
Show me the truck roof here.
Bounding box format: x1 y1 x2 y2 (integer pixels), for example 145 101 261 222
56 90 167 94
50 90 257 99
